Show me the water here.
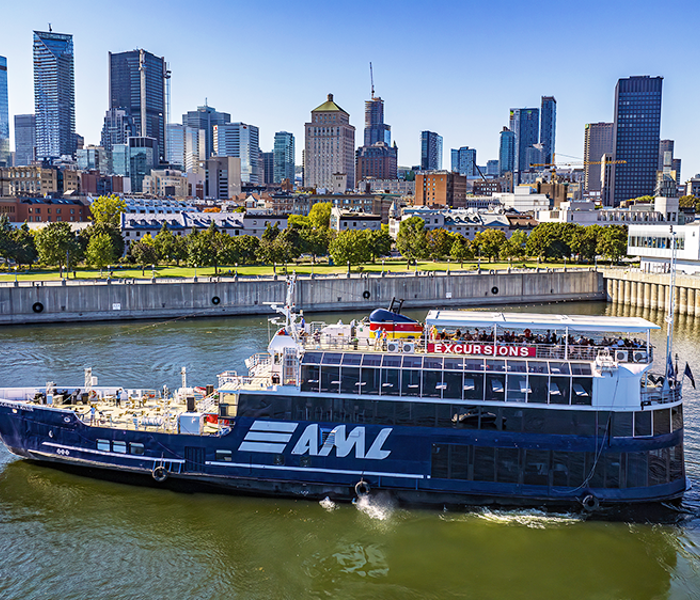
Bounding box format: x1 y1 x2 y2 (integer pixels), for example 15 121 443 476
1 302 700 599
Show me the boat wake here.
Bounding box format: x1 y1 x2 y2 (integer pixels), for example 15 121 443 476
352 493 396 522
450 508 584 529
319 496 338 512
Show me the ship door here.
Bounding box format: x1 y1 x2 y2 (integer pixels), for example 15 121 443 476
184 447 206 472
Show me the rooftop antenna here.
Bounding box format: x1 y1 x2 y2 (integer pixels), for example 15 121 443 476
369 62 375 99
48 23 52 32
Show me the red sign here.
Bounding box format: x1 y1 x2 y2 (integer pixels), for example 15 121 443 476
428 342 537 358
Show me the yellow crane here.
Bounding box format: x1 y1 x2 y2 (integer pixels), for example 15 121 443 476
530 156 627 182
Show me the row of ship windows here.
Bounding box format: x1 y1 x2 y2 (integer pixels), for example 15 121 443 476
299 365 594 405
236 394 682 437
431 443 683 488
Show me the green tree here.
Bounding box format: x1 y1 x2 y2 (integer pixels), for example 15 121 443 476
78 222 124 259
368 226 393 262
598 225 628 264
89 194 127 227
231 235 260 265
278 224 305 260
154 222 178 263
308 202 332 229
9 224 38 268
300 226 331 262
129 233 159 269
328 229 372 267
472 229 507 262
287 214 309 228
396 216 428 261
450 235 473 267
525 222 576 260
0 214 13 260
678 195 698 208
186 229 215 267
502 229 528 260
86 232 119 271
35 222 81 268
426 228 454 260
570 225 601 262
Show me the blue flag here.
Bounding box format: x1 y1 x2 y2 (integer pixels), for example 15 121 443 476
685 362 695 389
667 355 676 380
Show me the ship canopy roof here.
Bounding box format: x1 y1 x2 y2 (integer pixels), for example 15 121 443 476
424 310 661 334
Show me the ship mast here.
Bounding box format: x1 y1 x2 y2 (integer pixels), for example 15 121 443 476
269 274 301 342
664 225 677 381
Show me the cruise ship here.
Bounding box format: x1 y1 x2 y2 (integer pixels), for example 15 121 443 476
0 277 687 512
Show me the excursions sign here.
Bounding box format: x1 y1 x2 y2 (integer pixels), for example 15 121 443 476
428 342 537 357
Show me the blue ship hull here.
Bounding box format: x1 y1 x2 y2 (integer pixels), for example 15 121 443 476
0 400 685 511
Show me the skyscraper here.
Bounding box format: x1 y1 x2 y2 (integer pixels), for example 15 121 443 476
451 146 477 177
109 49 167 161
100 108 133 153
182 104 230 161
213 122 260 184
539 96 556 166
356 92 397 183
33 30 76 160
509 108 539 182
273 131 295 184
583 122 613 193
611 76 663 205
14 114 36 166
498 127 515 176
165 123 185 169
304 94 355 190
364 97 391 146
420 131 443 171
261 152 274 185
0 56 9 167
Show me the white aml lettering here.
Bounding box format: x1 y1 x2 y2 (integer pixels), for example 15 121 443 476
291 424 392 460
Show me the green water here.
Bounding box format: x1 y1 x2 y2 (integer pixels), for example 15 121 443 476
1 302 700 599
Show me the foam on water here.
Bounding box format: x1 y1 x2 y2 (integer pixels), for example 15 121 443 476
319 496 337 512
441 507 583 529
352 494 395 522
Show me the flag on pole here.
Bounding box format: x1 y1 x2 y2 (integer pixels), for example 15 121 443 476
684 362 695 389
667 355 676 380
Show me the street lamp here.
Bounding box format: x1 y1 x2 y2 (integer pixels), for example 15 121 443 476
194 264 198 281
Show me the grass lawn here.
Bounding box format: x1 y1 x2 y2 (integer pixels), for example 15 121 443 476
0 258 604 282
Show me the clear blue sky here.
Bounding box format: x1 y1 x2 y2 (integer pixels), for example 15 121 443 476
3 0 699 177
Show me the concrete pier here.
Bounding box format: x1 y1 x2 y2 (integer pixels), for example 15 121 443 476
0 269 605 326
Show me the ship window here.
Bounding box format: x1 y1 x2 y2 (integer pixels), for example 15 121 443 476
463 375 483 401
216 450 232 462
485 375 505 401
507 361 527 373
550 378 571 405
97 439 110 452
506 376 527 402
422 370 443 398
360 367 380 395
486 360 506 372
672 405 683 431
444 358 464 370
302 352 322 364
342 354 362 365
375 398 395 424
648 448 669 486
571 363 592 376
413 403 436 427
362 354 382 366
571 378 592 405
320 366 341 393
340 367 360 394
463 378 475 391
626 452 648 488
527 375 548 404
382 355 402 368
549 362 570 375
568 452 586 487
473 447 495 481
653 408 671 435
670 444 684 481
612 412 633 437
380 368 400 396
528 361 548 374
129 443 145 455
112 441 127 453
524 449 550 486
490 377 504 393
300 365 320 393
464 359 485 372
423 357 443 370
496 448 520 483
402 356 423 369
442 371 463 399
322 353 342 365
634 411 652 436
402 369 421 396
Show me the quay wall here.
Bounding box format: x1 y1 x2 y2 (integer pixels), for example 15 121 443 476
0 269 604 326
603 269 700 317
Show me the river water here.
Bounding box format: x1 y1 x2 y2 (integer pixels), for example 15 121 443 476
1 301 700 600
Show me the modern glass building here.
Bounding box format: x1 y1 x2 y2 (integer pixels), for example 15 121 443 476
165 123 185 169
273 131 295 184
583 122 613 193
33 30 75 161
451 146 477 177
0 56 9 167
420 131 443 171
509 108 539 182
213 122 260 184
128 136 157 192
109 49 167 162
539 96 556 166
498 127 515 176
100 108 133 154
182 105 230 162
14 114 36 166
611 76 663 206
364 97 391 146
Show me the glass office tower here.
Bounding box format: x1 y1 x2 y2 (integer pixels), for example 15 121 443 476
0 56 9 166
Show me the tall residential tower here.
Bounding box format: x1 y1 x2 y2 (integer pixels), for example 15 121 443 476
583 122 613 193
539 96 556 166
0 56 9 166
420 131 443 171
273 131 295 184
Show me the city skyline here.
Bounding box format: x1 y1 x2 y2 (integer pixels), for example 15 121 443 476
1 0 699 177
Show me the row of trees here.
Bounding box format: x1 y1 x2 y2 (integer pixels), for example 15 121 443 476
395 218 628 264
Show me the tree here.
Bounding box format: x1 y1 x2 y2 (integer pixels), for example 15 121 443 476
154 222 178 263
472 229 507 262
502 229 528 260
35 222 81 268
78 222 124 259
525 222 576 260
396 216 428 261
129 233 159 268
278 224 305 260
0 214 12 260
89 194 127 227
300 226 331 262
308 202 332 229
328 230 372 267
570 225 601 263
598 225 628 264
287 214 309 228
426 228 454 260
86 232 119 271
678 195 698 208
368 227 393 262
186 230 215 267
450 235 473 267
9 224 37 268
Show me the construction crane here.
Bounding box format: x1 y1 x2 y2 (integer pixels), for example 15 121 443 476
369 62 375 99
530 155 627 182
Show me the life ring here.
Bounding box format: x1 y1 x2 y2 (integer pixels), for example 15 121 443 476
212 296 221 305
491 286 499 295
152 466 168 482
354 480 370 497
362 290 371 300
32 302 44 313
581 494 599 512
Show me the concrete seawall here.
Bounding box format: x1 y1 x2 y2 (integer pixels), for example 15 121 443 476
603 269 700 316
0 269 605 326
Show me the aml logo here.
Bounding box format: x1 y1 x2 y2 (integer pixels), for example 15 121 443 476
238 421 392 460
